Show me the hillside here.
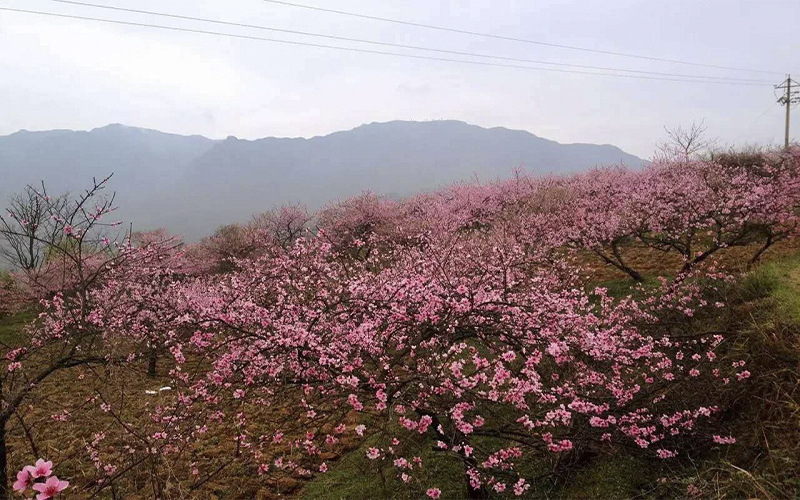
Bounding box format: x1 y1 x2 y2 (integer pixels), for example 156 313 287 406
0 121 645 239
0 148 796 499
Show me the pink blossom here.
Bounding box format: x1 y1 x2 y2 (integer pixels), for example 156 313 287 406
656 449 677 459
347 393 364 411
687 483 702 496
426 487 442 499
418 415 433 434
712 435 736 444
12 469 32 492
513 478 530 496
26 459 53 479
31 476 69 499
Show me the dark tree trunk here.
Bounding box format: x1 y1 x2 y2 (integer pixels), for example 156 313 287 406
466 479 489 499
590 248 644 282
610 241 645 283
621 265 645 283
147 350 158 378
0 420 8 500
422 412 490 499
748 234 774 268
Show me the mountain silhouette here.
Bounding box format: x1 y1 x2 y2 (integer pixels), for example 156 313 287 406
0 120 645 239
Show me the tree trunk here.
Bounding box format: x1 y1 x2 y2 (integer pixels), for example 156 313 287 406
147 350 158 378
0 420 9 500
748 234 774 268
421 412 491 499
590 247 644 283
611 242 645 283
465 478 489 499
620 265 645 283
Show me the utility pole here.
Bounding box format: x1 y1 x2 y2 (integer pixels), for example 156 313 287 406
775 75 800 148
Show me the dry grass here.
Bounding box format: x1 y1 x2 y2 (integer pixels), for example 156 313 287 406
4 359 365 498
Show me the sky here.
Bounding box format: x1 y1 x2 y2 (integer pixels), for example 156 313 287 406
0 0 798 158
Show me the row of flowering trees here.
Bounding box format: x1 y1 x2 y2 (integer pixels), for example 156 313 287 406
0 148 798 497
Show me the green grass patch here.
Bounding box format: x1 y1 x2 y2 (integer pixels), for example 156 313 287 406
562 455 653 499
300 433 466 500
0 308 36 345
736 252 800 328
591 276 664 300
757 254 800 324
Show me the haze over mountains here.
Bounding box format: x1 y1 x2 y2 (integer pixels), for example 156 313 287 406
0 120 645 240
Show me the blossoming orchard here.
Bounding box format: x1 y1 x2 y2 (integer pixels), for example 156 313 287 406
0 148 798 498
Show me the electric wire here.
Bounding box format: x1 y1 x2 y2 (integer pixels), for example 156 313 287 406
0 6 771 86
261 0 786 76
40 0 772 83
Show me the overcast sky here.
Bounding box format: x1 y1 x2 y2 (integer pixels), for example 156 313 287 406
1 0 798 158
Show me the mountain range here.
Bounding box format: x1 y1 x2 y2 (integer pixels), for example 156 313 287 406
0 120 645 240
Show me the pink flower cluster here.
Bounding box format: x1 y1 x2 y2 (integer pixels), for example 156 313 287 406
13 459 69 499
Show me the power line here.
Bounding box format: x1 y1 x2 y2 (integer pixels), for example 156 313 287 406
0 6 769 86
41 0 771 84
262 0 786 76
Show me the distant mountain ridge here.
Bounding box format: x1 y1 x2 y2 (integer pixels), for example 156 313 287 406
0 120 646 239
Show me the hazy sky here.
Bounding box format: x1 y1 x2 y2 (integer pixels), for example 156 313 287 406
1 0 798 158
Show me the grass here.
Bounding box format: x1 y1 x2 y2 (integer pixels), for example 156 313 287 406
592 275 664 300
300 425 661 499
300 433 467 500
561 455 651 499
0 308 37 345
678 252 800 499
749 252 800 324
